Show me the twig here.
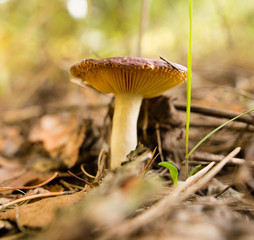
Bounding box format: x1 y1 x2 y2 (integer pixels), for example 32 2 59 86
100 161 215 240
215 185 231 198
59 180 75 191
142 100 149 141
0 172 59 192
59 180 85 191
137 0 151 56
95 148 106 181
0 191 75 211
101 147 240 240
160 56 186 81
155 122 164 162
188 120 254 131
67 170 90 183
194 147 240 189
140 147 159 176
188 160 243 167
81 164 96 179
190 152 253 166
174 103 254 125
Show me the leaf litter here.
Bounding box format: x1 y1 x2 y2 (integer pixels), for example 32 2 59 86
0 85 253 240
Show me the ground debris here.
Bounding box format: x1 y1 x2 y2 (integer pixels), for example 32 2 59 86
32 150 164 240
29 113 87 168
0 126 25 158
26 148 254 240
0 191 86 229
0 87 253 239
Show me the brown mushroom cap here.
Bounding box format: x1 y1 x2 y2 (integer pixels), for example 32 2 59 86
70 57 187 98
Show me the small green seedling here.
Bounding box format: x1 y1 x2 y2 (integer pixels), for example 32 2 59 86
189 164 201 177
158 161 178 186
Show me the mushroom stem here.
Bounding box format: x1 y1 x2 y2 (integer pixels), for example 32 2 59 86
110 93 143 169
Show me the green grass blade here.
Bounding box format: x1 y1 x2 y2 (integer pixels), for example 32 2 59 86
185 0 193 178
189 164 201 177
186 108 254 159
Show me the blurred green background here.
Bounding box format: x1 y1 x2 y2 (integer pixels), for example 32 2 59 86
0 0 253 109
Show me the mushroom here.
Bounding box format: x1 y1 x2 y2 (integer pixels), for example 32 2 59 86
70 57 187 169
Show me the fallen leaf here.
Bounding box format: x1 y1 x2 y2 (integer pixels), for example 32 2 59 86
0 156 25 184
0 191 86 228
0 126 24 157
0 170 55 194
29 113 86 168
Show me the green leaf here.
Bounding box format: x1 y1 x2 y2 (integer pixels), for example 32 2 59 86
158 161 178 186
189 164 201 177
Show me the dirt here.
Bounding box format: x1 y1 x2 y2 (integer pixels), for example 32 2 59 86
0 74 253 240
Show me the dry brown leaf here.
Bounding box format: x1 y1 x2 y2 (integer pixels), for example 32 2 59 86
0 157 25 184
0 126 24 157
0 170 55 194
29 113 86 168
0 191 86 228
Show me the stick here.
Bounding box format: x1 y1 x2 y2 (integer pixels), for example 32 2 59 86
100 161 215 240
100 147 240 240
174 103 254 126
191 151 253 166
0 191 75 211
137 0 151 57
0 172 59 192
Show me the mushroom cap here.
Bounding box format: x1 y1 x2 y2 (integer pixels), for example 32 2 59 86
70 57 187 98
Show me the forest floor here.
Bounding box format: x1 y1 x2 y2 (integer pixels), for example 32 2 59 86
0 63 254 240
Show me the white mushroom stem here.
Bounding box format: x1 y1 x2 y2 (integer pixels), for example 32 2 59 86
110 93 143 169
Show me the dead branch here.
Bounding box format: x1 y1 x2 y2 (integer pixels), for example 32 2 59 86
190 151 254 166
174 103 254 126
100 147 240 240
0 172 59 192
0 191 75 211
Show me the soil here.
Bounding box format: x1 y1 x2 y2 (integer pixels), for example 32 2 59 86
0 70 253 240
